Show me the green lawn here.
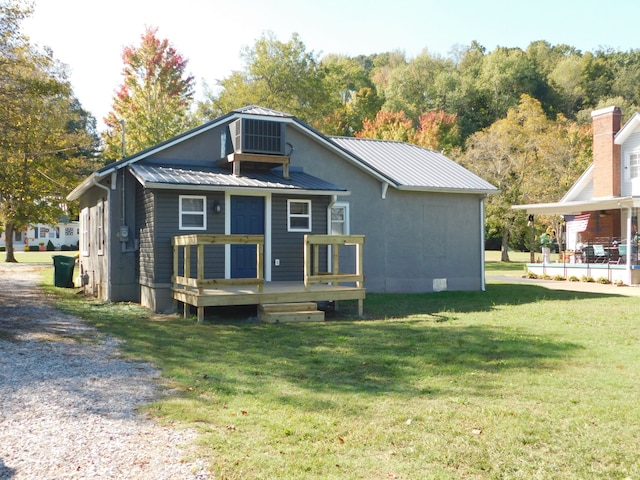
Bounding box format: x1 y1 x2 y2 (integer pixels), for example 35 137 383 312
43 268 640 480
1 250 77 264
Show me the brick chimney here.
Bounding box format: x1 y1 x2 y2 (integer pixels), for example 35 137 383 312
591 106 622 198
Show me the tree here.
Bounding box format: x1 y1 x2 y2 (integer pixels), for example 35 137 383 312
355 110 414 141
0 0 99 262
411 110 461 154
102 26 195 161
201 32 334 126
461 94 591 261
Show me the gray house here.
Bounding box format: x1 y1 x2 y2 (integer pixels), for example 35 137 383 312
68 106 496 315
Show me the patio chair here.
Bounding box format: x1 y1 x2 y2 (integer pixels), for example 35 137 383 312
610 244 626 264
592 244 608 263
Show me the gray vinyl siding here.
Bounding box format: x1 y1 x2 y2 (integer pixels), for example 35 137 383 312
270 195 329 281
137 185 155 285
153 190 226 285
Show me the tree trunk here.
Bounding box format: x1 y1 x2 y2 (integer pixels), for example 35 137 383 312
500 229 511 262
4 223 18 263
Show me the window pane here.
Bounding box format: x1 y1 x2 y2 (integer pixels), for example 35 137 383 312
331 207 344 221
290 202 309 215
290 217 309 229
182 198 204 212
182 214 204 228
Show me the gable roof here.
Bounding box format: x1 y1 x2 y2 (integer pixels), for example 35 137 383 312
615 112 640 145
68 105 496 200
330 137 497 194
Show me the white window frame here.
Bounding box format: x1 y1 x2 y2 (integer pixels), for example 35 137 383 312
629 152 640 180
329 202 350 236
80 208 90 256
97 200 104 256
287 199 312 232
179 195 207 231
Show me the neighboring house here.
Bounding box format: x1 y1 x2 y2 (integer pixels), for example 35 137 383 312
514 106 640 284
67 106 496 314
0 220 79 250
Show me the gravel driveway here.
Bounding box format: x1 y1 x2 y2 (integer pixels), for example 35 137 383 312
0 264 209 479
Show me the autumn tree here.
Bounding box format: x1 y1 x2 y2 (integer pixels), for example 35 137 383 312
0 0 99 262
461 94 591 261
355 110 414 141
102 27 195 161
411 110 460 154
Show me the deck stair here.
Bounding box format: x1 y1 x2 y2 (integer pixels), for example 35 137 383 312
258 302 324 323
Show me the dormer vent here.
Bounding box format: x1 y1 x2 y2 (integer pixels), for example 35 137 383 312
229 118 286 155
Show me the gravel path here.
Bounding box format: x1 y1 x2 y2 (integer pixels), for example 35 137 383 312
0 264 210 479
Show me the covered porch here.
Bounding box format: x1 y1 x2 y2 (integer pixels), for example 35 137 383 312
171 233 366 322
514 197 640 285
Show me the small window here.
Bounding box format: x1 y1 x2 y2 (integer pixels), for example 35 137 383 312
81 208 90 256
330 203 349 235
180 195 207 230
288 199 312 232
630 153 640 179
97 201 104 255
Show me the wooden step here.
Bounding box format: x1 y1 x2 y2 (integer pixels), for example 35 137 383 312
258 302 324 323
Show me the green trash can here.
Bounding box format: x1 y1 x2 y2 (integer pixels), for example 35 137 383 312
52 255 76 288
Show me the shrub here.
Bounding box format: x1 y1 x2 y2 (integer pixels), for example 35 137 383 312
581 275 595 283
525 271 538 279
615 279 626 287
568 276 580 282
46 240 55 251
0 246 5 252
541 274 552 280
28 245 39 252
596 277 611 284
61 244 71 251
553 275 566 281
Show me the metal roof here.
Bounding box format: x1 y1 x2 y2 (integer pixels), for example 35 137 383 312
330 137 497 194
129 164 348 195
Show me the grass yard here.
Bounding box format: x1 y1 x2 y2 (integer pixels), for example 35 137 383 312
0 250 76 264
42 268 640 479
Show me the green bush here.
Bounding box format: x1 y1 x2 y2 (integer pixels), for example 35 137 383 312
0 246 5 252
28 245 39 252
61 244 71 251
46 240 55 251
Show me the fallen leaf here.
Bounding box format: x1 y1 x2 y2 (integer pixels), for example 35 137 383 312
405 418 412 425
338 436 345 444
241 410 248 415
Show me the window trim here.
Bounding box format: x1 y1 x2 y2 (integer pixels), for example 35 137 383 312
179 195 207 231
287 199 312 232
80 208 90 256
97 200 104 256
629 151 640 180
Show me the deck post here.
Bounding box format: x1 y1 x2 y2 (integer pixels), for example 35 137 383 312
197 306 204 323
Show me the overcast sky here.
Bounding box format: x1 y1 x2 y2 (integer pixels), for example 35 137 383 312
22 0 640 131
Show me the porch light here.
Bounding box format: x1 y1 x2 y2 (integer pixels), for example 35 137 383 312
213 201 222 214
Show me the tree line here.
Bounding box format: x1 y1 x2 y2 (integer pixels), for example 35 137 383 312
4 0 640 261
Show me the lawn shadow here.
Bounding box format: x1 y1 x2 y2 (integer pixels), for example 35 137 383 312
353 282 624 319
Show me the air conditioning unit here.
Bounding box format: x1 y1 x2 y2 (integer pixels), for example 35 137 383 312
228 118 286 155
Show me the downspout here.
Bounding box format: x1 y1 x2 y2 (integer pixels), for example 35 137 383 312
92 177 111 301
480 195 486 291
381 182 389 199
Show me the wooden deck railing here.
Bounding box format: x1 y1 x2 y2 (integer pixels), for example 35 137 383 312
304 234 365 287
172 234 264 293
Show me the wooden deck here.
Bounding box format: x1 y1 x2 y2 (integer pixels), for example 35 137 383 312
172 234 365 322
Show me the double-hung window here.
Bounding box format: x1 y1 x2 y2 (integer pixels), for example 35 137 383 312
287 199 312 232
179 195 207 230
630 152 640 179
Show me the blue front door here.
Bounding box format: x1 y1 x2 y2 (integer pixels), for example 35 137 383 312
231 196 265 278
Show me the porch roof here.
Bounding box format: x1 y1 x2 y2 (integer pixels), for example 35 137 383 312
512 196 640 215
129 164 349 196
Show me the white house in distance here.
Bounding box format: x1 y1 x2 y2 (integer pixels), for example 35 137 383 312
514 106 640 285
0 220 80 250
